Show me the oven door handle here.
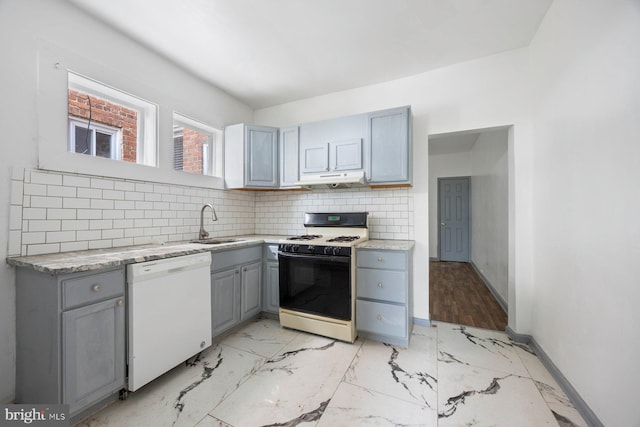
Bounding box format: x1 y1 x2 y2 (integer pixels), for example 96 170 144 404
278 251 351 264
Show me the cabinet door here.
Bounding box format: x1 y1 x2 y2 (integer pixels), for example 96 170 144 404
367 107 411 184
241 261 262 320
263 261 279 314
245 125 278 187
331 139 362 171
62 297 125 415
211 268 240 335
280 126 300 187
301 143 329 173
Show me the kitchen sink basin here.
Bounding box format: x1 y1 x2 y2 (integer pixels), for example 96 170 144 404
190 238 240 245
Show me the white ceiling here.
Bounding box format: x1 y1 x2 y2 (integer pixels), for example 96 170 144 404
68 0 552 109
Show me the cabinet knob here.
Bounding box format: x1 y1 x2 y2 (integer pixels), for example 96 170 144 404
377 257 383 262
92 284 101 292
243 267 247 272
377 282 383 288
200 341 206 348
376 315 382 321
117 299 124 307
235 270 240 275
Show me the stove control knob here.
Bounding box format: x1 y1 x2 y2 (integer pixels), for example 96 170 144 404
292 245 299 252
283 244 291 252
332 247 341 256
307 245 314 252
323 246 332 255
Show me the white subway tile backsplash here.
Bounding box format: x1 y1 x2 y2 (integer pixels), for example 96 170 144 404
61 220 89 231
60 241 89 252
8 230 22 256
28 220 61 232
89 219 113 230
47 209 76 220
77 230 102 241
47 185 76 198
77 188 103 199
30 196 63 209
27 243 60 256
46 231 76 243
9 206 23 230
91 199 114 210
63 175 91 188
31 171 62 186
23 232 46 245
63 198 91 209
90 178 114 190
23 183 46 197
77 209 102 220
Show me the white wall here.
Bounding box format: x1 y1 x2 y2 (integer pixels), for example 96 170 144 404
0 0 253 402
255 48 535 332
427 151 472 258
470 129 508 303
530 1 640 425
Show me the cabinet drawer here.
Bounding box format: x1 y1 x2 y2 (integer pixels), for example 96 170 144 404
62 269 125 310
213 245 262 271
356 268 407 303
356 300 406 338
357 250 407 270
263 244 278 261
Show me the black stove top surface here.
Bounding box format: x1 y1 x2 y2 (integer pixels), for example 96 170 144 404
286 235 322 241
326 236 360 243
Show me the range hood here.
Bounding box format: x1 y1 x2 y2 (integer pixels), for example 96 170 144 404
297 170 367 188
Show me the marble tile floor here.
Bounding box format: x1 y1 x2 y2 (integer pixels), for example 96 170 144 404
77 318 588 427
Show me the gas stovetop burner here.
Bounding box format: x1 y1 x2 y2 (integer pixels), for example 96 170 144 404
326 236 361 243
287 234 322 241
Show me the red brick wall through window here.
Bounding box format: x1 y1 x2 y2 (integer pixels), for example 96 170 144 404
68 89 138 162
180 128 208 174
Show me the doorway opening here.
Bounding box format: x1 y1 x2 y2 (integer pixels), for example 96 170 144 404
428 127 509 331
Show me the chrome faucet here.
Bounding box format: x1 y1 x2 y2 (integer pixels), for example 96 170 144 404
199 204 218 240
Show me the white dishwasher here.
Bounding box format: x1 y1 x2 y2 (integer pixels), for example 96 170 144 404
126 252 212 391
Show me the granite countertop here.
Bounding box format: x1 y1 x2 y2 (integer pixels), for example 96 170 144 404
6 234 287 275
356 239 415 251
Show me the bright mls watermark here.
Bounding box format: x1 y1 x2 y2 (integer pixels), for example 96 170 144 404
1 405 68 427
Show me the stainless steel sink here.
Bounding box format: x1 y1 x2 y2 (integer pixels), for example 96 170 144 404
190 238 239 245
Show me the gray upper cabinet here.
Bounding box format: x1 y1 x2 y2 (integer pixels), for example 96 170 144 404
225 123 278 189
367 106 412 185
299 113 367 176
279 126 300 187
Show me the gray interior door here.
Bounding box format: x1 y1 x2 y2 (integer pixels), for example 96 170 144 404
439 177 470 262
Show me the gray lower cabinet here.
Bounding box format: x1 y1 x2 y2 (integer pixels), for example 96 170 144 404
367 106 412 185
16 267 126 418
356 248 413 347
262 244 279 314
210 245 262 337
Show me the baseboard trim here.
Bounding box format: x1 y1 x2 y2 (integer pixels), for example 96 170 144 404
505 327 604 427
469 261 508 314
413 317 431 327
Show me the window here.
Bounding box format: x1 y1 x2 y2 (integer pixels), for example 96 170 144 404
68 72 157 166
68 118 122 159
173 113 223 177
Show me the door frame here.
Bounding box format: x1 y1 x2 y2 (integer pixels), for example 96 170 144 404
437 176 471 261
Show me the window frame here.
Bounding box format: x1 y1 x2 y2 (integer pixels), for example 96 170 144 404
68 117 122 160
68 72 157 167
172 112 223 178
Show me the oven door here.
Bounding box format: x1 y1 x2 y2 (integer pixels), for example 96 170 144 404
278 252 351 321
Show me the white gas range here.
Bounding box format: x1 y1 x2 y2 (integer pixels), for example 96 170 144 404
277 212 369 342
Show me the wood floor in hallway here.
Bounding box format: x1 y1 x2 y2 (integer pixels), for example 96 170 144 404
429 260 507 331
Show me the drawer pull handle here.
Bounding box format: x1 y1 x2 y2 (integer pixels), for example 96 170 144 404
92 284 101 292
117 299 124 307
377 282 383 288
376 315 382 321
377 257 383 262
